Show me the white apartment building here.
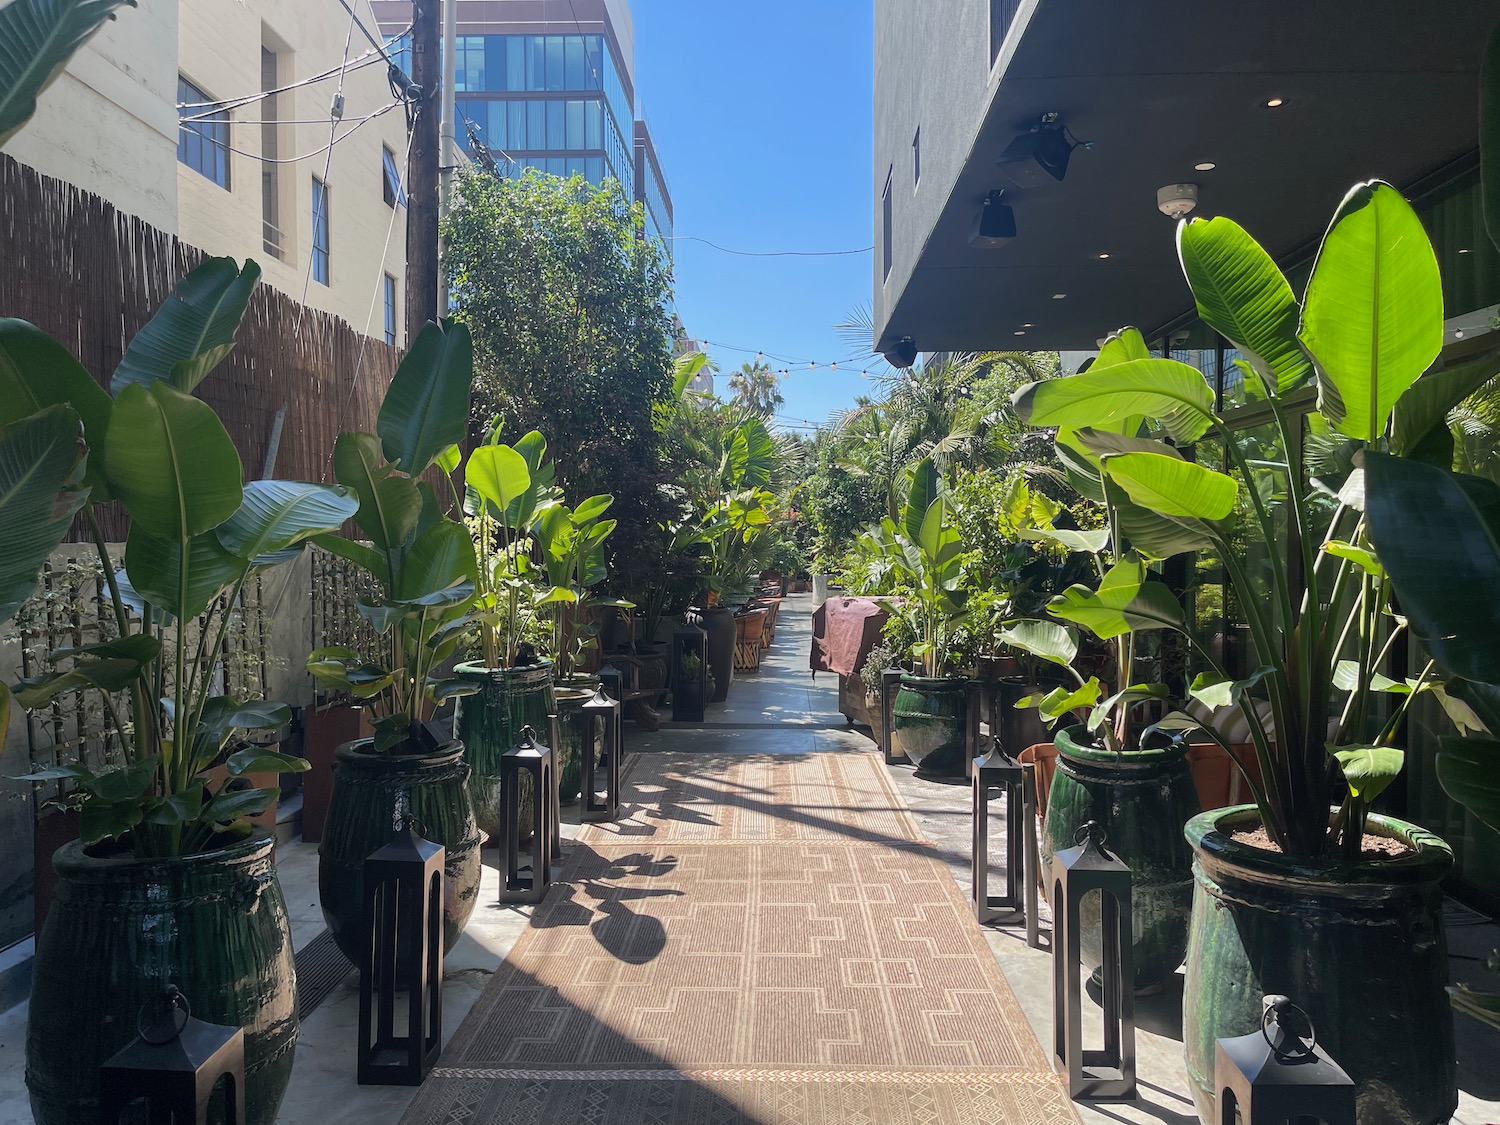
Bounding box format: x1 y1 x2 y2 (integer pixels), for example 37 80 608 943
5 0 409 342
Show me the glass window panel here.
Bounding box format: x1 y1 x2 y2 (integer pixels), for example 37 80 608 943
545 36 564 91
566 100 584 149
547 99 564 149
506 37 525 91
586 156 603 183
311 176 330 286
509 101 526 148
585 100 602 149
177 75 230 189
548 157 565 176
585 37 603 90
487 37 506 91
489 101 506 149
383 274 397 345
527 36 545 90
527 100 545 149
565 36 584 90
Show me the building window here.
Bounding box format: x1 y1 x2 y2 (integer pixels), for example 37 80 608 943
882 168 893 282
383 274 397 344
177 76 230 189
990 0 1019 64
912 127 921 187
382 146 405 207
260 49 281 257
311 176 330 285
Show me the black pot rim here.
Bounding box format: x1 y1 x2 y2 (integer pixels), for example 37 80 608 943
1187 804 1453 887
1056 723 1189 768
335 737 465 766
55 827 274 878
897 673 967 691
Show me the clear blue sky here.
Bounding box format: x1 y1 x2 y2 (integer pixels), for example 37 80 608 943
631 1 880 435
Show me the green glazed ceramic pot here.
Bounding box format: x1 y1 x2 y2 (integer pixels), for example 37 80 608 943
453 659 555 837
28 831 297 1125
1183 806 1455 1125
319 739 481 963
892 675 968 776
1041 725 1199 993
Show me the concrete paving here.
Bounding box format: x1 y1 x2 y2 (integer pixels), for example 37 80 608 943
0 592 1494 1124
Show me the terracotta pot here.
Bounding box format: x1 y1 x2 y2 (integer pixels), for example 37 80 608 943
300 703 372 843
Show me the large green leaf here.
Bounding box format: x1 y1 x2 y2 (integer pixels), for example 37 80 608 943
105 381 242 538
0 405 88 622
1014 358 1217 444
393 521 477 602
1436 735 1500 834
1333 745 1405 802
0 319 113 495
1390 348 1500 464
1101 451 1238 520
0 0 135 148
465 444 530 514
333 431 421 552
1299 181 1444 442
1048 554 1183 638
310 532 387 585
1177 215 1312 396
903 458 939 546
996 620 1078 667
1483 21 1500 254
216 480 358 559
112 258 261 394
377 318 474 475
1091 327 1154 369
123 525 246 620
727 418 777 488
1019 526 1111 555
1363 452 1500 682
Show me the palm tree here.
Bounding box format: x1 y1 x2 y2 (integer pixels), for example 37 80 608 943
727 361 784 418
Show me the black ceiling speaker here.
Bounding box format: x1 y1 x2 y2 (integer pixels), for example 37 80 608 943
969 190 1016 249
997 112 1077 188
883 337 918 369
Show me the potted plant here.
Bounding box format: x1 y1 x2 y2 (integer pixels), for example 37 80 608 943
453 425 558 839
867 458 970 777
305 318 484 966
857 641 902 748
1013 181 1465 1122
8 259 357 1125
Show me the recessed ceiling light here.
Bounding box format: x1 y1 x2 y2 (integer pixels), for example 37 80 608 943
1013 330 1027 336
1052 292 1067 300
1459 247 1471 254
1194 161 1216 171
1022 322 1035 328
1265 97 1284 108
1097 252 1112 260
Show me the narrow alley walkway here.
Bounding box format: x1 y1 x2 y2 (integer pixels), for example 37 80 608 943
401 597 1077 1124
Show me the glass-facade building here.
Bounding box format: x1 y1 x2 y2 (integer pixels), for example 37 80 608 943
635 119 671 252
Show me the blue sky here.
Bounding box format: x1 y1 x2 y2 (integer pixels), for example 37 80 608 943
632 1 880 434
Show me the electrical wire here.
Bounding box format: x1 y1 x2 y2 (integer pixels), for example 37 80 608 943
176 46 396 118
203 102 401 164
298 10 359 325
670 235 874 258
331 0 399 66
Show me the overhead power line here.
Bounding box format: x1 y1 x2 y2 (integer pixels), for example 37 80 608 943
670 236 874 258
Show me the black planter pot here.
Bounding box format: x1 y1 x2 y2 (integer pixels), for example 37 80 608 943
1041 725 1198 992
28 831 298 1125
554 675 600 806
891 675 969 776
699 606 735 703
453 660 556 838
1183 806 1456 1125
319 739 482 963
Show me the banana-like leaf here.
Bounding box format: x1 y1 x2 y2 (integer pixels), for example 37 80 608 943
123 525 246 620
1436 735 1500 835
225 747 308 777
1048 554 1183 638
903 458 939 546
1323 539 1382 577
1189 667 1275 711
727 419 776 488
1092 327 1154 369
465 444 530 514
12 656 144 708
333 431 421 553
105 381 242 538
1363 452 1500 682
377 318 474 475
435 444 462 474
48 633 160 663
1177 216 1312 396
1391 348 1500 464
1332 744 1404 802
1090 683 1170 733
393 521 477 602
1300 181 1443 442
1101 451 1238 521
0 319 113 496
216 480 358 559
1019 526 1111 556
574 494 613 523
996 619 1078 667
0 404 89 622
112 258 261 394
310 532 386 585
0 0 135 148
1013 358 1216 444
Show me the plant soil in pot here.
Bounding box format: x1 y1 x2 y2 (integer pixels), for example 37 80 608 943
1182 806 1455 1125
453 659 556 838
1041 725 1198 992
28 831 298 1125
319 739 482 963
892 675 969 776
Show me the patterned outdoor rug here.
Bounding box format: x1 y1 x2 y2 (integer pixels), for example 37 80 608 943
402 753 1075 1124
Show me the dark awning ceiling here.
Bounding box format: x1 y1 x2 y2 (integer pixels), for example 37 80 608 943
878 2 1495 354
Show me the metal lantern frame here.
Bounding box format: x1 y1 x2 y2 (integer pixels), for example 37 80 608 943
357 823 445 1086
879 666 905 764
498 724 558 904
579 688 621 822
99 987 246 1125
1051 820 1136 1102
971 740 1032 925
1215 995 1356 1125
671 623 709 722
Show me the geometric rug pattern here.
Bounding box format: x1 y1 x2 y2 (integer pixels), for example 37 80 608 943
401 751 1077 1124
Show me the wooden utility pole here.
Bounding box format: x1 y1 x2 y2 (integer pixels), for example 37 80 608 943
405 0 441 339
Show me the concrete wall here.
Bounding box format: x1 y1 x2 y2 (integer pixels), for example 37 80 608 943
178 0 409 338
2 0 180 231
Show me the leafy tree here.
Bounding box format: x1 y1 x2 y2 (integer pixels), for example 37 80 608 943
726 360 784 418
442 169 675 594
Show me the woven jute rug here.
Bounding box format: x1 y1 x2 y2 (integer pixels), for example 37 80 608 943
402 752 1076 1124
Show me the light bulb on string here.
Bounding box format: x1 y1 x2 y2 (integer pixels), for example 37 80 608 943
808 362 815 370
830 362 837 370
756 352 763 362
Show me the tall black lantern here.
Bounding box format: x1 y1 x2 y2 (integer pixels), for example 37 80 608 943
671 623 709 722
99 987 245 1125
597 660 625 710
879 666 905 764
499 724 557 904
1051 820 1136 1102
358 822 445 1086
1215 995 1356 1125
971 740 1027 924
580 688 621 822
